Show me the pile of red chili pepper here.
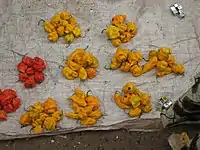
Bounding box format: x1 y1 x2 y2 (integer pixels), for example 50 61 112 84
0 89 21 120
17 56 47 88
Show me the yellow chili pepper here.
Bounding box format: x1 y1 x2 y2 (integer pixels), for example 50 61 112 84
81 117 96 126
130 65 143 77
50 14 61 28
72 102 81 113
33 125 43 134
112 15 126 26
111 39 121 47
60 11 71 20
60 20 69 27
65 112 79 119
129 107 141 117
19 113 31 126
78 108 88 119
156 67 172 77
142 56 158 73
62 66 78 80
44 21 56 33
68 17 77 25
120 61 131 72
148 50 157 59
115 47 129 62
105 25 120 40
74 88 86 99
157 47 172 61
65 24 75 34
48 31 58 42
114 92 129 109
127 22 137 36
120 32 132 43
90 56 99 68
142 103 152 113
64 33 75 44
129 95 141 108
156 61 168 71
85 96 99 109
171 64 184 74
88 109 102 119
167 54 176 67
122 82 137 94
67 60 82 71
140 93 151 106
127 51 143 63
52 110 63 121
78 67 87 80
110 57 121 70
72 27 82 38
84 105 95 114
116 23 127 33
69 95 87 107
43 117 57 130
120 94 131 105
57 26 65 37
83 52 94 66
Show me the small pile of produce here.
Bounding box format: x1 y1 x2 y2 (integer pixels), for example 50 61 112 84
0 89 21 120
17 56 46 88
114 82 152 117
19 98 63 133
66 88 102 126
107 47 184 77
39 11 82 43
104 14 137 47
62 48 99 80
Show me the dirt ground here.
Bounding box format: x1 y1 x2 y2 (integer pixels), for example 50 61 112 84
0 124 199 150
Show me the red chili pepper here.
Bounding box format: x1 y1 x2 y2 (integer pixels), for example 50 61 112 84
22 56 33 67
0 95 16 106
24 77 36 88
34 72 45 83
3 104 14 113
17 62 28 73
26 67 35 75
33 57 45 65
33 64 46 72
12 97 21 111
19 73 29 82
2 89 17 97
0 110 7 120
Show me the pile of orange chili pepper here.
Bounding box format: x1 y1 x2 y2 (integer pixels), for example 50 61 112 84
19 98 63 133
114 82 152 117
103 14 137 47
107 47 184 77
62 48 99 81
66 88 102 126
17 56 46 88
40 11 82 43
0 89 21 120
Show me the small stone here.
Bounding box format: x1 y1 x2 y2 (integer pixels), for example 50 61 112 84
179 10 185 18
170 6 179 15
174 3 179 8
51 139 55 143
178 5 183 10
116 136 119 139
78 142 81 144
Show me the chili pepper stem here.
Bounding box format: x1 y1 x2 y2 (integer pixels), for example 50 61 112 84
10 50 28 57
84 45 89 50
104 65 111 70
143 58 149 62
115 91 121 94
66 44 71 48
101 28 106 34
38 19 45 26
86 90 92 96
59 65 64 69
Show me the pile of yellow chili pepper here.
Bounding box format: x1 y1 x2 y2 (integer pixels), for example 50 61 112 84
66 88 102 126
104 14 137 47
114 82 152 117
19 98 63 133
108 47 184 77
62 48 99 80
40 11 82 43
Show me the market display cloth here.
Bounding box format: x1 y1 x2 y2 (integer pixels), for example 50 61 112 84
0 0 200 140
